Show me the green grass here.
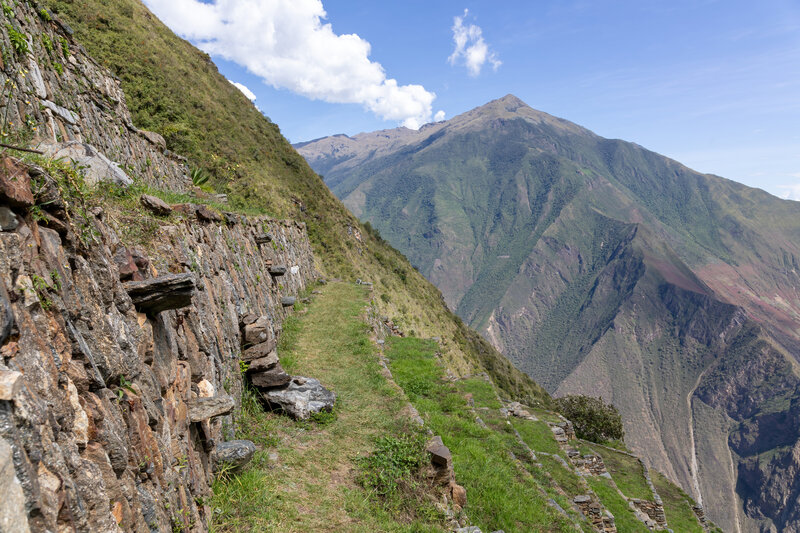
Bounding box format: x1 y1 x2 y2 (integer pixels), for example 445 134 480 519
210 283 446 532
511 418 564 456
586 477 649 533
650 471 704 533
588 446 653 501
385 337 576 533
456 378 503 409
537 455 585 498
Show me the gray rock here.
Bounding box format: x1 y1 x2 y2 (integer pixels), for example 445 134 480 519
41 100 78 124
456 527 482 533
242 339 278 362
0 279 13 345
124 273 196 314
27 58 47 99
196 205 223 223
250 364 291 389
247 350 279 373
280 297 296 307
211 440 256 472
40 141 133 187
254 233 272 244
0 438 30 533
139 130 167 151
269 265 287 276
260 377 335 419
0 207 19 232
243 315 270 345
573 495 592 504
139 194 172 216
188 395 235 422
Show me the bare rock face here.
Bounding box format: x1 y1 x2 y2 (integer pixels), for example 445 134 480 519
0 158 34 208
0 438 30 533
260 377 335 419
124 273 196 314
188 395 235 422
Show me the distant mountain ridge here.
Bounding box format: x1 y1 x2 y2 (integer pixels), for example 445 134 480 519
296 95 800 532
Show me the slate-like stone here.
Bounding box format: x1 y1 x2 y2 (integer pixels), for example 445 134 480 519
41 100 78 124
269 266 287 276
0 278 13 346
250 364 291 389
241 338 278 362
196 205 223 223
211 440 256 472
139 130 167 151
0 207 18 231
0 157 34 207
124 273 195 314
41 142 134 187
188 395 235 422
573 495 592 504
260 376 335 419
243 315 270 345
247 350 279 373
426 436 452 468
280 297 296 307
139 194 172 216
113 247 140 281
254 233 272 245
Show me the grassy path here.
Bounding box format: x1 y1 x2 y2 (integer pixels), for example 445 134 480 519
211 282 442 532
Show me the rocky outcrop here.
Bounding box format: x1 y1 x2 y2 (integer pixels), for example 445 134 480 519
1 2 190 192
259 377 335 420
0 159 316 531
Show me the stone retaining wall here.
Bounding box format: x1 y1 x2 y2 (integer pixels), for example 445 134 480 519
0 162 317 531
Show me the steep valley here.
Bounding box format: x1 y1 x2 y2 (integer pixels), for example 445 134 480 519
298 95 800 532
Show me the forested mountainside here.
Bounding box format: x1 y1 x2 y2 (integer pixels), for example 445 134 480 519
299 94 800 533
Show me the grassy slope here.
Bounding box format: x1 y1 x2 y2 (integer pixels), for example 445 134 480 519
44 0 547 405
210 283 443 532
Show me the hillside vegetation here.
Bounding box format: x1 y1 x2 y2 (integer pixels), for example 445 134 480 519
44 0 545 403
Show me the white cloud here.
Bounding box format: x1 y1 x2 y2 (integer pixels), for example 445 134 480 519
448 9 501 77
143 0 437 129
434 110 446 122
228 80 256 101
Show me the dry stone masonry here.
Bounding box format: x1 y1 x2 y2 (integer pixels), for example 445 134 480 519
0 155 317 531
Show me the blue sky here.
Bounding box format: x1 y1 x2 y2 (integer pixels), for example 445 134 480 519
146 0 800 198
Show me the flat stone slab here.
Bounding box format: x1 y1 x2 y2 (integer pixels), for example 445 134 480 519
140 194 172 216
268 266 287 276
260 376 335 420
241 339 277 362
250 364 291 389
40 141 132 187
247 350 279 373
125 273 195 314
254 233 272 244
426 436 452 468
280 297 296 307
188 395 235 422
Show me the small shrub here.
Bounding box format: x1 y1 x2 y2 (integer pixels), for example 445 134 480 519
554 395 624 443
356 432 427 496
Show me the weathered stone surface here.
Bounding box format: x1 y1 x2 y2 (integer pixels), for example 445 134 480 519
451 482 467 507
140 194 172 216
243 315 270 345
196 205 223 223
426 436 452 468
0 279 12 345
0 438 31 533
113 247 141 281
212 440 256 472
254 233 273 245
0 206 19 231
124 273 196 314
40 142 133 187
269 265 287 276
172 203 198 216
241 339 278 361
41 99 78 124
247 350 279 373
260 376 335 419
0 371 22 400
0 157 34 207
188 395 235 422
139 130 167 151
250 364 291 389
281 296 296 307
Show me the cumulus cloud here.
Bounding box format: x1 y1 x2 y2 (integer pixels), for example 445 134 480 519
434 110 446 122
143 0 437 129
228 80 257 101
448 9 501 77
778 181 800 200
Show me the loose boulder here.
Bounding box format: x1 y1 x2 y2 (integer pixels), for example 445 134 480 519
268 266 287 276
250 364 291 389
242 339 278 362
280 297 296 307
211 440 256 473
260 377 335 420
140 194 172 216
